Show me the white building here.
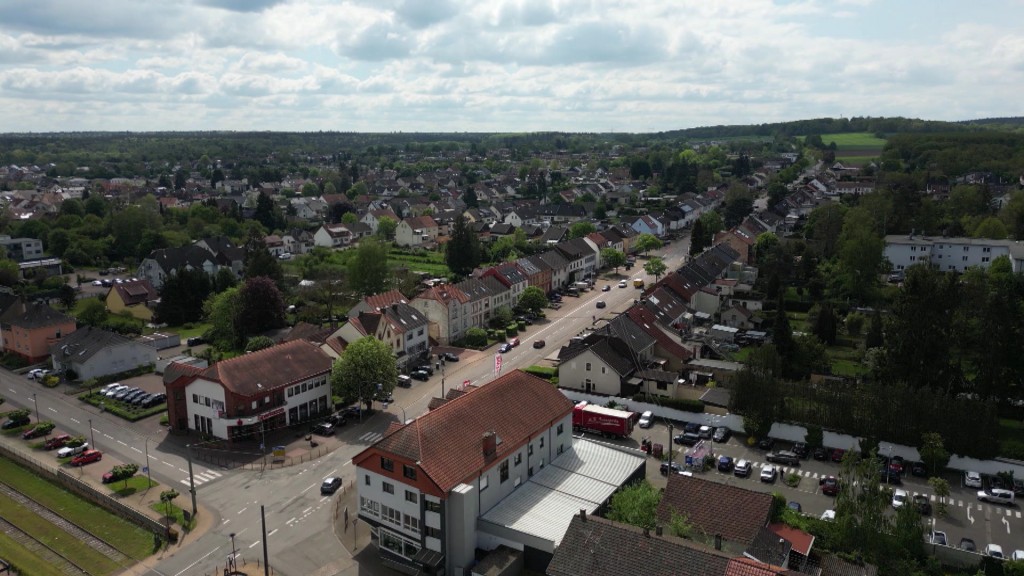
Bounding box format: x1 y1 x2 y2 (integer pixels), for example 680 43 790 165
884 235 1024 273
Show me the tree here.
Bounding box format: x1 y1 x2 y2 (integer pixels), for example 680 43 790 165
845 312 866 336
243 230 283 285
600 248 626 273
301 182 320 197
837 207 883 302
376 216 397 241
341 212 358 225
928 477 951 517
518 286 548 314
809 302 838 345
865 309 883 349
463 327 488 348
156 269 212 326
492 306 514 328
159 489 179 530
689 218 706 256
445 215 482 277
330 336 398 409
771 294 795 366
245 336 276 352
349 238 391 296
606 480 660 530
462 188 479 208
114 463 139 490
237 277 286 340
204 286 243 349
919 432 950 478
78 298 108 326
253 191 282 232
753 232 779 265
58 284 77 311
806 203 847 258
635 233 662 256
973 216 1007 239
568 221 596 239
643 257 667 282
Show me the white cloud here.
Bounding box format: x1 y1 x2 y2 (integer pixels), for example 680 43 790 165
0 0 1021 131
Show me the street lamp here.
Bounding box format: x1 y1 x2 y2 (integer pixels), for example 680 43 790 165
31 393 39 423
87 418 95 448
229 532 237 572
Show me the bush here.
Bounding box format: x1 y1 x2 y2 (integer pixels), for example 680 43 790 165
631 394 704 413
40 375 60 388
463 327 488 348
523 366 557 379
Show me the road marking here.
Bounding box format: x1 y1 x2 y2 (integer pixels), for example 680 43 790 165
322 470 338 480
47 407 57 413
162 461 176 468
103 433 113 439
222 519 230 525
7 388 14 394
131 447 142 454
179 468 188 474
300 483 317 494
1002 516 1011 534
70 418 80 424
238 507 247 515
302 507 312 515
249 540 261 549
286 517 296 525
268 528 278 537
173 545 226 576
180 480 192 487
117 440 127 446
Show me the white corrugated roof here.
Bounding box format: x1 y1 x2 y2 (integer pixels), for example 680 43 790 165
478 439 644 547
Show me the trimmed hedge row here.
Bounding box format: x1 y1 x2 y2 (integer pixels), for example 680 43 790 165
80 392 167 423
631 394 705 413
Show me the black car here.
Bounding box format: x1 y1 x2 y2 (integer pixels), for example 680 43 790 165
312 422 335 436
717 456 734 473
132 393 154 406
320 477 342 495
674 432 700 446
328 413 347 427
411 370 430 382
144 393 167 407
813 447 829 461
186 336 206 346
595 301 606 309
712 427 731 443
660 461 683 475
879 469 902 485
375 390 394 403
758 438 775 451
683 422 700 434
792 442 809 459
3 416 30 430
416 364 434 376
766 451 800 466
914 494 932 516
441 352 460 363
910 461 928 477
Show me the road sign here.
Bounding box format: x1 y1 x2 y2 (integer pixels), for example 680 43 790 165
495 353 503 375
142 466 149 473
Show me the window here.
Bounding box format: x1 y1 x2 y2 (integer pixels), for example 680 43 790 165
426 526 442 539
657 381 668 390
557 444 564 455
383 482 394 495
252 400 257 409
424 500 442 514
287 387 293 398
381 505 401 526
528 444 533 456
601 367 606 374
539 436 544 448
557 424 564 435
302 383 308 392
982 257 990 263
500 460 509 483
205 397 211 407
418 328 424 336
360 497 379 516
528 466 534 477
480 475 489 491
585 362 591 372
963 256 968 261
381 457 394 472
403 465 417 480
405 490 417 504
403 514 420 533
365 474 371 486
514 453 522 466
192 393 198 404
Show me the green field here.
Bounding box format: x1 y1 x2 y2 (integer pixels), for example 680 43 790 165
0 457 156 561
387 251 450 277
818 132 887 150
0 531 65 576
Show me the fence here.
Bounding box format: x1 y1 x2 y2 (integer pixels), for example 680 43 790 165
0 442 166 536
192 444 331 471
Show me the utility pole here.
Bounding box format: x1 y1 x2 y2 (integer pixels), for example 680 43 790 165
186 444 197 516
261 505 270 576
88 418 95 448
144 437 152 487
440 356 446 398
31 393 39 423
667 423 674 472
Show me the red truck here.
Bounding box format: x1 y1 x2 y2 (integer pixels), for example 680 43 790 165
572 401 635 438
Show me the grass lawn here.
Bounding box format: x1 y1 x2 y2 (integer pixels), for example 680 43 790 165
170 323 212 339
0 457 155 560
0 531 65 576
0 492 121 575
787 311 809 332
814 132 887 149
110 475 160 498
150 500 196 531
999 418 1024 460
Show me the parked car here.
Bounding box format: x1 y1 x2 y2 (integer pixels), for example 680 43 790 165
820 510 836 522
440 352 459 362
416 364 434 376
964 471 983 488
143 393 167 407
410 371 430 382
914 494 932 515
498 343 513 353
532 340 545 349
820 476 840 496
734 459 752 478
637 411 653 429
2 415 30 430
889 455 905 475
766 451 800 466
879 469 902 485
760 465 778 483
595 301 606 309
57 443 89 458
312 422 335 436
1013 478 1024 497
320 477 342 495
71 449 102 466
697 425 713 439
22 425 52 439
618 280 627 288
114 387 138 400
984 544 1004 559
123 389 146 403
103 384 127 397
911 461 928 477
132 393 154 406
712 427 731 442
673 432 700 446
44 434 72 450
660 461 683 475
960 538 977 552
787 501 802 513
717 456 734 473
977 488 1015 506
930 531 947 546
792 442 809 459
509 337 520 347
758 438 775 451
891 488 908 509
27 368 45 379
830 448 846 463
327 413 347 427
1012 550 1024 562
186 336 206 346
813 447 830 461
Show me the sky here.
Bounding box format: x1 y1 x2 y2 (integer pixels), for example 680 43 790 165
0 0 1022 133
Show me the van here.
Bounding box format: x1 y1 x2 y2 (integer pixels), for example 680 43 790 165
397 375 413 388
633 279 645 289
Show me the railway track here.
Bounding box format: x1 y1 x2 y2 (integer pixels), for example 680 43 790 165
0 515 87 575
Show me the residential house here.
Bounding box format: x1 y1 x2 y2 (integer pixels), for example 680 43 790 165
540 225 568 245
164 340 333 439
883 234 1024 273
313 224 353 248
105 279 160 322
396 216 440 247
281 229 315 255
137 243 234 290
595 314 656 364
362 209 400 234
457 276 512 330
631 215 665 237
554 237 600 280
657 474 773 554
194 236 247 277
410 283 471 345
0 301 76 363
721 304 758 330
0 235 44 262
624 306 693 375
334 301 430 371
49 326 157 381
517 255 553 294
353 369 645 575
503 207 539 228
537 250 572 289
536 204 587 224
557 333 639 396
347 290 409 318
263 234 287 257
481 262 529 308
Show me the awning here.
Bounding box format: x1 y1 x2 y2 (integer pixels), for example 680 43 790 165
412 547 445 568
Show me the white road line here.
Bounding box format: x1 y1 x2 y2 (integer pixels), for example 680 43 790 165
180 479 191 486
238 507 247 515
70 418 80 424
7 388 15 394
322 469 338 480
162 461 176 468
47 407 57 413
300 483 317 494
206 470 222 477
286 517 296 525
222 519 231 525
248 540 260 549
302 507 312 515
268 528 278 537
117 440 127 446
178 468 188 474
103 433 113 439
173 545 226 576
131 447 142 454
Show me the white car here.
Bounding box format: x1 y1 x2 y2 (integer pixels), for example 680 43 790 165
760 465 777 483
891 488 908 509
104 384 127 397
978 488 1015 506
91 280 103 286
964 471 983 488
984 543 1004 559
618 280 627 288
637 411 653 429
820 509 836 522
27 368 45 379
1012 549 1024 561
99 382 122 395
57 442 88 458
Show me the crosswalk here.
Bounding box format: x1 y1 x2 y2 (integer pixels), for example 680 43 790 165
179 468 223 487
359 431 383 444
732 460 1023 518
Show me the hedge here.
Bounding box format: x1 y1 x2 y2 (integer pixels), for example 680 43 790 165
523 366 557 379
80 392 167 422
631 394 704 413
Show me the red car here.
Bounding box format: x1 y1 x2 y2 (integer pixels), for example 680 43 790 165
22 426 50 440
831 449 846 463
509 337 520 347
43 434 72 450
71 449 102 467
820 476 840 496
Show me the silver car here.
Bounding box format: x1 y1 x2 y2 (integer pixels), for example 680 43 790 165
977 488 1015 506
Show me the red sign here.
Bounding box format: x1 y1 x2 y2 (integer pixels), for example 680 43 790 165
462 379 470 390
258 407 285 421
495 353 502 375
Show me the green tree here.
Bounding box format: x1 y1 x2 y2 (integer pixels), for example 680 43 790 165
330 336 398 409
635 233 662 256
837 207 883 302
809 302 838 345
462 188 479 208
606 480 660 530
376 216 398 241
48 229 72 258
928 477 951 517
341 212 358 225
445 215 482 277
492 306 514 328
568 221 596 239
78 298 108 326
245 335 276 352
463 327 488 348
115 463 139 490
731 345 782 440
973 216 1007 239
204 286 243 349
301 182 320 197
518 286 548 314
753 232 779 265
600 248 626 273
865 310 883 349
243 230 283 285
643 257 667 282
237 277 286 340
772 294 795 365
805 203 848 258
349 238 391 296
159 489 179 530
844 312 865 337
919 433 950 478
253 191 282 231
58 284 77 311
156 269 212 326
689 218 706 256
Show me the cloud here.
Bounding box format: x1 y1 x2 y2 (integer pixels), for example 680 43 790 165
195 0 287 12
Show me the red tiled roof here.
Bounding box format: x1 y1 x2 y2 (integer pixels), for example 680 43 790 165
768 523 815 556
657 474 772 545
360 370 573 493
362 289 408 311
414 284 469 306
625 306 693 361
724 557 790 576
112 280 158 306
199 340 333 397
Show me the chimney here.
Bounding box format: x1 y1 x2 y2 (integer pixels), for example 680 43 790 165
482 431 497 459
579 509 586 522
655 526 663 537
392 303 398 311
714 534 722 550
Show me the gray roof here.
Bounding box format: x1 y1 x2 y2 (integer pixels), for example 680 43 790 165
49 326 133 363
597 315 656 353
541 225 568 244
560 333 637 377
1 301 73 330
537 250 569 271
